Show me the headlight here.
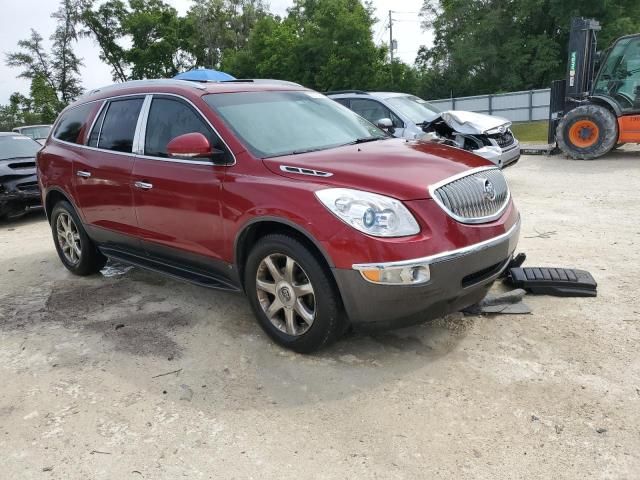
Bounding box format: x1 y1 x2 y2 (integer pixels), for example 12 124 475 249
315 188 420 237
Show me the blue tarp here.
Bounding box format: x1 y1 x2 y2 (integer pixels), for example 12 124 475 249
173 69 236 82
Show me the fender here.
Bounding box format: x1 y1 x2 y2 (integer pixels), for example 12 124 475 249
588 95 623 117
43 186 84 223
234 216 336 269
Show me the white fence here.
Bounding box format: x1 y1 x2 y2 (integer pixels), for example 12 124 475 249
429 88 551 122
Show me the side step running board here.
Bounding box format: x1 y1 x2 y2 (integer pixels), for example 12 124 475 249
506 267 597 297
101 248 242 293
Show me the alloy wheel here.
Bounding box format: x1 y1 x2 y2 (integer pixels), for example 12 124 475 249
255 253 316 336
56 212 82 265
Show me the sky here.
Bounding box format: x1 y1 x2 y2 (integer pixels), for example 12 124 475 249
0 0 429 104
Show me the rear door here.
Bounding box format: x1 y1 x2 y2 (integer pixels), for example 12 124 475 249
131 95 232 272
72 96 145 249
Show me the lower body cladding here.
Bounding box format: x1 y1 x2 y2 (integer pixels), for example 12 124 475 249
332 217 521 329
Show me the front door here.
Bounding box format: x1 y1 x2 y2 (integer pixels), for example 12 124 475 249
132 95 231 272
73 96 145 248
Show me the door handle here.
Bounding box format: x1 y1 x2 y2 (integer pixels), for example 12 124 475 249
134 181 153 190
76 170 91 178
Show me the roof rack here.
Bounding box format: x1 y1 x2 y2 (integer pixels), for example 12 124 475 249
324 90 370 95
221 79 303 87
83 79 207 97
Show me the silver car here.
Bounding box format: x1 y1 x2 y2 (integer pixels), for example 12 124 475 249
12 124 52 145
328 91 520 168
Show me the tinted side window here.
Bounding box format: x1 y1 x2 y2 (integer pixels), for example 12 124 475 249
350 99 403 128
53 103 94 144
334 98 350 107
144 97 221 158
98 98 144 153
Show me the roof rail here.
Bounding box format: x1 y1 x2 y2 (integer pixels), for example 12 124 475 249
219 79 303 87
83 79 207 97
324 90 370 95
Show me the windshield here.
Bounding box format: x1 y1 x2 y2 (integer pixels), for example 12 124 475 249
386 95 442 124
204 91 386 158
0 135 41 160
593 36 640 113
15 125 51 139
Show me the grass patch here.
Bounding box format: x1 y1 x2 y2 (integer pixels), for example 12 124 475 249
511 121 549 143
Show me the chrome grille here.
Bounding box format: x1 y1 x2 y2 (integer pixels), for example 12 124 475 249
431 168 510 223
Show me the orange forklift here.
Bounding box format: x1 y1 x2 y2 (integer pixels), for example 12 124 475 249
550 18 640 159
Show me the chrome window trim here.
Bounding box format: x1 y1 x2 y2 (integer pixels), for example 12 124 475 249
353 215 520 271
428 166 511 224
133 95 153 154
50 91 237 167
93 103 107 148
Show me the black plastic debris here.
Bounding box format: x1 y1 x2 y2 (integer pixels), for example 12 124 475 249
506 267 597 297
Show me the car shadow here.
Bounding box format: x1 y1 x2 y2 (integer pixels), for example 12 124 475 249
0 208 46 227
1 254 476 413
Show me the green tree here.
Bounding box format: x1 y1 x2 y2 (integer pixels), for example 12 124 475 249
6 0 84 105
81 0 195 80
417 0 640 98
224 0 387 91
187 0 269 69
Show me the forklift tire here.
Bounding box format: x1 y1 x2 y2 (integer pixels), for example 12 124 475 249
556 104 618 160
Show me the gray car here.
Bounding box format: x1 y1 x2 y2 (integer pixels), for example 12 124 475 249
328 91 520 168
0 132 42 219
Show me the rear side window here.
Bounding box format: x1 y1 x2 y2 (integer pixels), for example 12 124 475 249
334 98 350 107
144 97 222 158
53 103 94 144
95 98 144 153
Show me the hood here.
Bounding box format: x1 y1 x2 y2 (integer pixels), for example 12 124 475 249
439 110 511 135
262 138 491 201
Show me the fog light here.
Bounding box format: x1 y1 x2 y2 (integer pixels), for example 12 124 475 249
358 264 430 285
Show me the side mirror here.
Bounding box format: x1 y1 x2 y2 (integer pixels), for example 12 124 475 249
166 132 225 161
376 118 395 134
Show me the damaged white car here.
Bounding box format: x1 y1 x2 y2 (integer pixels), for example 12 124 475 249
328 91 520 168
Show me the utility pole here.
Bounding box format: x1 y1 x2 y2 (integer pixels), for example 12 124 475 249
389 10 394 64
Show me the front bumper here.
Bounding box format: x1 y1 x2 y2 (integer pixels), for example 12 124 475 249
332 216 520 328
474 142 521 168
0 172 41 218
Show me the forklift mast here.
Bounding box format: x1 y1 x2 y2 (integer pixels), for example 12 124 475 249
548 17 601 144
565 17 601 100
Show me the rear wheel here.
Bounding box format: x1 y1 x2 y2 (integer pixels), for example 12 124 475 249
51 201 107 276
244 234 344 353
557 104 618 160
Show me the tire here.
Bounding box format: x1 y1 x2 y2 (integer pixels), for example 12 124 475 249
556 104 618 160
612 143 625 150
51 200 107 276
244 233 345 353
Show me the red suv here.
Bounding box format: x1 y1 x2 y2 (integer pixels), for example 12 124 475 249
37 79 520 352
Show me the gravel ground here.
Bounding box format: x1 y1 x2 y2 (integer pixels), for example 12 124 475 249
1 149 639 479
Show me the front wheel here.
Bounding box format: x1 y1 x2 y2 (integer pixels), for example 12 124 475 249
51 200 107 276
556 104 618 160
244 234 345 353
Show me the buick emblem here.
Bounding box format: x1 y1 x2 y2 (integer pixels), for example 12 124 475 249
498 126 506 134
279 285 292 303
480 178 497 201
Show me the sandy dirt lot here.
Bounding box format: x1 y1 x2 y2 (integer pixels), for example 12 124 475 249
1 150 639 479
